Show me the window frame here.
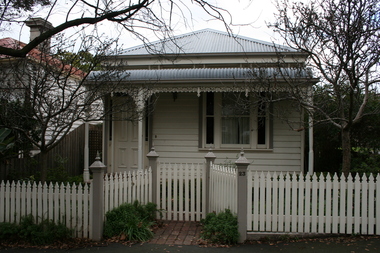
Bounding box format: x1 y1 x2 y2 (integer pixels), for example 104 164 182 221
201 92 272 150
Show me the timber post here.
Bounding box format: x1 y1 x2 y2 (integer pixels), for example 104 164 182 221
147 146 159 205
235 149 250 243
204 148 216 215
89 152 106 241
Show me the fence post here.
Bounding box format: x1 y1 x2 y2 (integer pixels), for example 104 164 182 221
204 148 216 214
147 146 159 205
89 153 106 241
235 149 250 243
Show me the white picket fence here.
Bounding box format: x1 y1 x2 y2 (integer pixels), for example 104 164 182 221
104 169 152 214
157 162 206 221
248 171 380 235
2 166 380 239
0 181 91 238
209 164 237 214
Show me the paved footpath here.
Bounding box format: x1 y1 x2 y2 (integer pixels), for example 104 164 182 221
0 237 380 253
2 236 380 253
1 221 380 252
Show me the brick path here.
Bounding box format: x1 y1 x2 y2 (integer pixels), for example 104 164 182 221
149 221 202 245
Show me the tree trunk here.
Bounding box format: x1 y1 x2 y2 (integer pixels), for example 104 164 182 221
40 151 48 182
341 128 351 177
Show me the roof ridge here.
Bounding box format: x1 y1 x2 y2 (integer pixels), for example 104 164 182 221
122 28 293 54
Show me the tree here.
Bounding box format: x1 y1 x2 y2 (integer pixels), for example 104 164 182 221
0 0 232 58
271 0 380 175
0 34 149 181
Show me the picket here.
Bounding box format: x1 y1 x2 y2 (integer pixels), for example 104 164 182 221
248 172 380 235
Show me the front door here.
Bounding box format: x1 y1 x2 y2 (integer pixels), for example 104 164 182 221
113 116 139 172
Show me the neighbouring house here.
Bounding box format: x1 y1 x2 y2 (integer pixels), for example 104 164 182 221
87 29 317 173
0 18 97 178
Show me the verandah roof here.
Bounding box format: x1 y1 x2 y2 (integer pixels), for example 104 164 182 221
87 67 315 94
88 67 311 82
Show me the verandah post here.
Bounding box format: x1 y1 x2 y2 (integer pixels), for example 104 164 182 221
235 149 251 243
89 153 106 241
147 146 159 205
204 148 216 215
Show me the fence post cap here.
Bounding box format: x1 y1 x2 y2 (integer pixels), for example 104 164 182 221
147 146 159 158
89 152 106 171
205 148 216 159
235 149 251 166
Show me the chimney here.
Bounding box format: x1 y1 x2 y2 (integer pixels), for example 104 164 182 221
24 17 53 53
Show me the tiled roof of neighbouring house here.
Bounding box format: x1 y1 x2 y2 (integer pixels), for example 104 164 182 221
0 37 85 78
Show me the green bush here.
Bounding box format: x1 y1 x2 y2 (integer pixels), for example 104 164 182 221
0 222 19 240
0 215 72 245
200 209 239 245
103 200 159 242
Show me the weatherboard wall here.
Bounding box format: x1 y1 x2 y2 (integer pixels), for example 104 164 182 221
152 92 303 172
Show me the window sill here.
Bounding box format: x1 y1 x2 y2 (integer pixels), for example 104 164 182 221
198 148 273 152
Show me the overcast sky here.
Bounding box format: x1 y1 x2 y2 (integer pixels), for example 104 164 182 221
4 0 283 50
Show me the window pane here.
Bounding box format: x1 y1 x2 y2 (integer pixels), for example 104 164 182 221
222 93 249 116
206 117 214 144
206 92 214 115
257 101 266 145
257 116 266 145
222 117 250 144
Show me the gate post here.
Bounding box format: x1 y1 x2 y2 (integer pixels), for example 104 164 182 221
89 153 106 241
204 148 216 214
147 146 159 205
235 149 250 243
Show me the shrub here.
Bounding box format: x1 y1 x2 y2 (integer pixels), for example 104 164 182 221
200 209 239 245
0 215 72 245
0 222 19 241
103 200 159 242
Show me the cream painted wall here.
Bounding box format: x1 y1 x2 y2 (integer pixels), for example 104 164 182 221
152 92 304 173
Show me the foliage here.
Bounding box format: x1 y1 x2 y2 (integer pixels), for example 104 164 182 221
200 209 239 245
55 50 103 72
312 89 380 174
103 201 159 242
0 128 15 158
0 222 19 240
45 155 83 184
0 215 72 245
7 0 50 11
351 152 380 176
0 100 37 160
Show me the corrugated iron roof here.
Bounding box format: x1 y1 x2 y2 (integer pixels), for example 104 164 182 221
89 68 310 82
122 29 295 55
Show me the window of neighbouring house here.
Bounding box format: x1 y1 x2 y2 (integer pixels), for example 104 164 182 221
203 92 271 149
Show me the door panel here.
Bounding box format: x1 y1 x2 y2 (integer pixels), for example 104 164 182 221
114 115 139 172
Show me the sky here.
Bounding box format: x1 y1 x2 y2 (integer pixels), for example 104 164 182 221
3 0 283 51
